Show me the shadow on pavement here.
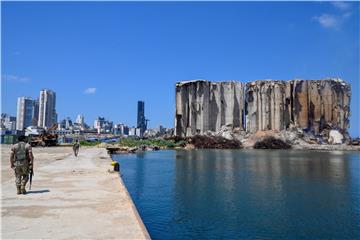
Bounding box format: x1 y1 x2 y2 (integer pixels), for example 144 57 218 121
27 189 50 194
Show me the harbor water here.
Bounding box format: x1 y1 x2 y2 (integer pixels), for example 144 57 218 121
113 150 360 239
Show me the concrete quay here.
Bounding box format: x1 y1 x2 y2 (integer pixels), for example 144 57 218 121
1 145 150 239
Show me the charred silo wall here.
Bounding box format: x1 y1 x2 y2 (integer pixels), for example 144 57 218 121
175 79 351 137
245 80 288 133
175 80 245 137
286 79 351 134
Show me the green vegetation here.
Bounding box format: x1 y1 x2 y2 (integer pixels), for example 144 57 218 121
80 141 100 146
119 138 185 148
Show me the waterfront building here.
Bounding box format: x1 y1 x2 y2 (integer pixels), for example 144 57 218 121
72 122 84 131
157 125 166 135
1 114 17 131
103 120 113 133
128 127 136 136
122 125 129 135
93 117 113 133
135 128 142 137
58 120 66 130
113 123 129 135
38 89 57 129
113 123 125 135
59 117 73 130
76 114 85 125
113 124 121 135
124 126 129 135
144 125 168 138
65 117 73 129
32 99 39 126
94 117 105 130
16 97 36 130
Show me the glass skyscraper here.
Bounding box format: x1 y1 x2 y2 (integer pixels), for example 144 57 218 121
137 101 147 135
16 97 36 130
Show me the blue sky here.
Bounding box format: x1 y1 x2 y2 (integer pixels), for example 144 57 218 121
2 1 359 136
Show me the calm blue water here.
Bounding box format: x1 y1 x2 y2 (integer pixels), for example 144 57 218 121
113 150 360 239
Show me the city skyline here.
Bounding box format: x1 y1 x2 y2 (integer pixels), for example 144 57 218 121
2 2 359 136
4 86 155 130
2 90 161 137
3 85 152 132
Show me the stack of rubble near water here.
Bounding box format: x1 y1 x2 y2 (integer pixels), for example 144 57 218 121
175 78 351 147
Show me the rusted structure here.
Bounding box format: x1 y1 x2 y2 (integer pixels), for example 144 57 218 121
27 124 58 147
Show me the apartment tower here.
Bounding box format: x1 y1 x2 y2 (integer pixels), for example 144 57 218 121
38 89 57 129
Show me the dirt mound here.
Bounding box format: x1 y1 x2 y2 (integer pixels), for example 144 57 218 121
254 137 291 149
186 135 242 149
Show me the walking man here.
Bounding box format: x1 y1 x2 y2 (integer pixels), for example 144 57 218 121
10 135 33 195
73 139 80 157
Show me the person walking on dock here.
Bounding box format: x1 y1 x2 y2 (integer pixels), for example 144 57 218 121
73 139 80 157
10 136 34 195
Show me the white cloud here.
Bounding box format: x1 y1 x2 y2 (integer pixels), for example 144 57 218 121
84 87 96 94
1 74 30 83
331 2 351 11
313 2 353 30
313 14 341 29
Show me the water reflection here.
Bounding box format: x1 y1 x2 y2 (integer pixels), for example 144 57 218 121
134 152 146 200
115 150 360 239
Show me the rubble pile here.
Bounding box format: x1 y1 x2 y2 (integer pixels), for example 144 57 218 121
186 135 242 149
253 137 291 149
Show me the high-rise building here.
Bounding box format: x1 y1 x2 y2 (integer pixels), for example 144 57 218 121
65 117 73 129
16 97 36 130
137 101 147 136
128 127 136 136
135 128 142 137
122 125 129 135
93 117 105 129
32 99 39 126
76 114 85 125
1 114 17 131
38 89 57 129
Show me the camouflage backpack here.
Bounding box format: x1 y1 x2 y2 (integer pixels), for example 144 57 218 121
15 142 27 165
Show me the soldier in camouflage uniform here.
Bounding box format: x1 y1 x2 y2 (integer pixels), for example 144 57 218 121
73 139 80 157
10 135 34 195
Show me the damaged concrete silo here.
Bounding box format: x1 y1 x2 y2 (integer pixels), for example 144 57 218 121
245 80 288 133
286 79 351 134
245 78 351 134
175 80 245 137
175 78 351 137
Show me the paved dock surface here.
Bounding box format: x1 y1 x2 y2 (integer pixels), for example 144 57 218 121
1 145 150 239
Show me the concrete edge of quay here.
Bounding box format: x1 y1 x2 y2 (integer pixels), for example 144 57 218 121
109 153 151 240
